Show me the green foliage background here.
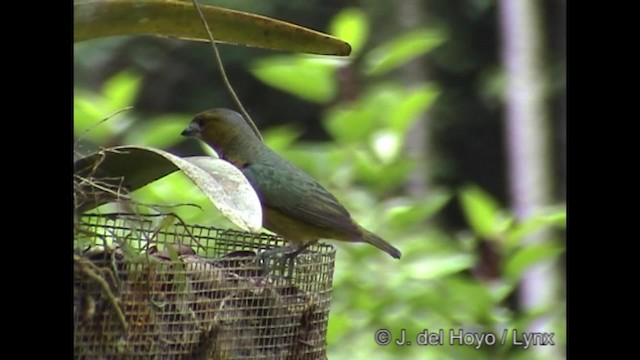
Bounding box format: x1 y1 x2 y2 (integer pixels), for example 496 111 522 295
74 2 566 359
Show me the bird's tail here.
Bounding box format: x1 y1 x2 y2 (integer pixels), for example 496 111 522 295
360 228 401 259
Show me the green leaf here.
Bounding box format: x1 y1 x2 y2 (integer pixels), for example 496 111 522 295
407 253 475 280
165 239 181 262
324 84 404 143
74 0 351 56
357 157 413 192
129 171 238 228
279 144 344 180
459 185 507 238
386 191 452 228
123 114 189 148
262 125 303 152
365 28 445 75
507 206 566 246
360 83 406 121
440 277 495 324
103 71 141 110
74 72 138 145
251 56 340 103
324 105 378 143
388 84 439 134
329 7 369 56
536 205 567 228
504 242 565 282
488 281 516 303
74 94 112 142
130 171 207 217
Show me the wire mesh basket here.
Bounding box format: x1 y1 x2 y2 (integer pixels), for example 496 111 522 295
74 213 335 359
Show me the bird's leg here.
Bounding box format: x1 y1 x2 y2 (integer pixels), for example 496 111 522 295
283 240 319 279
258 240 319 279
257 245 295 278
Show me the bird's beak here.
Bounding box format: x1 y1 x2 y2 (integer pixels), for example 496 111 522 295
181 122 201 137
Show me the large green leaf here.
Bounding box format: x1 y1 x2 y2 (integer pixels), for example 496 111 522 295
364 28 445 75
504 242 565 282
507 206 566 246
385 191 452 228
73 72 140 144
251 56 341 103
329 7 369 56
122 114 189 148
388 84 440 134
74 145 262 232
74 0 351 56
406 253 475 280
460 185 512 238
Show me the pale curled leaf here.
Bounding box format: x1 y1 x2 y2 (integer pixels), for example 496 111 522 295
74 0 351 56
74 145 262 232
182 156 262 232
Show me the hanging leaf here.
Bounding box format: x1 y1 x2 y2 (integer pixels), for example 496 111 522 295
74 0 351 56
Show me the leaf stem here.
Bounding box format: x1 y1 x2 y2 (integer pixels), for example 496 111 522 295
191 0 263 141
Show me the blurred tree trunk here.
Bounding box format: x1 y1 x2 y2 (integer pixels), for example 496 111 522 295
397 0 432 197
498 0 562 358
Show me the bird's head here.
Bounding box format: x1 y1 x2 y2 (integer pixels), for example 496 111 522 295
181 108 262 165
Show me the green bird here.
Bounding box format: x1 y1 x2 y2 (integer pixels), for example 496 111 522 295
181 108 401 260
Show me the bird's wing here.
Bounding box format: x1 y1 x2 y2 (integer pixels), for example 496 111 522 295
242 163 359 235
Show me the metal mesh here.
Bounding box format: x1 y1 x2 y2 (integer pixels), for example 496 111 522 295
74 214 334 360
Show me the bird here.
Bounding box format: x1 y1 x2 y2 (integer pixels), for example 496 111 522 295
181 108 401 263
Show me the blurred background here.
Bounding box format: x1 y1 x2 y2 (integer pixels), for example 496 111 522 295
74 0 566 359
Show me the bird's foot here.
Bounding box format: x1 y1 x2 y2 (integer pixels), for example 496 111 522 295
258 245 311 280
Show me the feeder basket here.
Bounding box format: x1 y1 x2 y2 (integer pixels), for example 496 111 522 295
74 214 335 360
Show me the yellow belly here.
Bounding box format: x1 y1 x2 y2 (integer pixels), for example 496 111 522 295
262 206 354 246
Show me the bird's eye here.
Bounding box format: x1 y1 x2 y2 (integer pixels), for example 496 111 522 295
195 118 204 128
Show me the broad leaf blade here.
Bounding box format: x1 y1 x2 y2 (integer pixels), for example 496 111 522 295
74 145 262 232
182 156 262 232
364 28 445 75
459 185 508 238
504 242 565 282
74 0 352 56
75 146 179 213
407 254 476 280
